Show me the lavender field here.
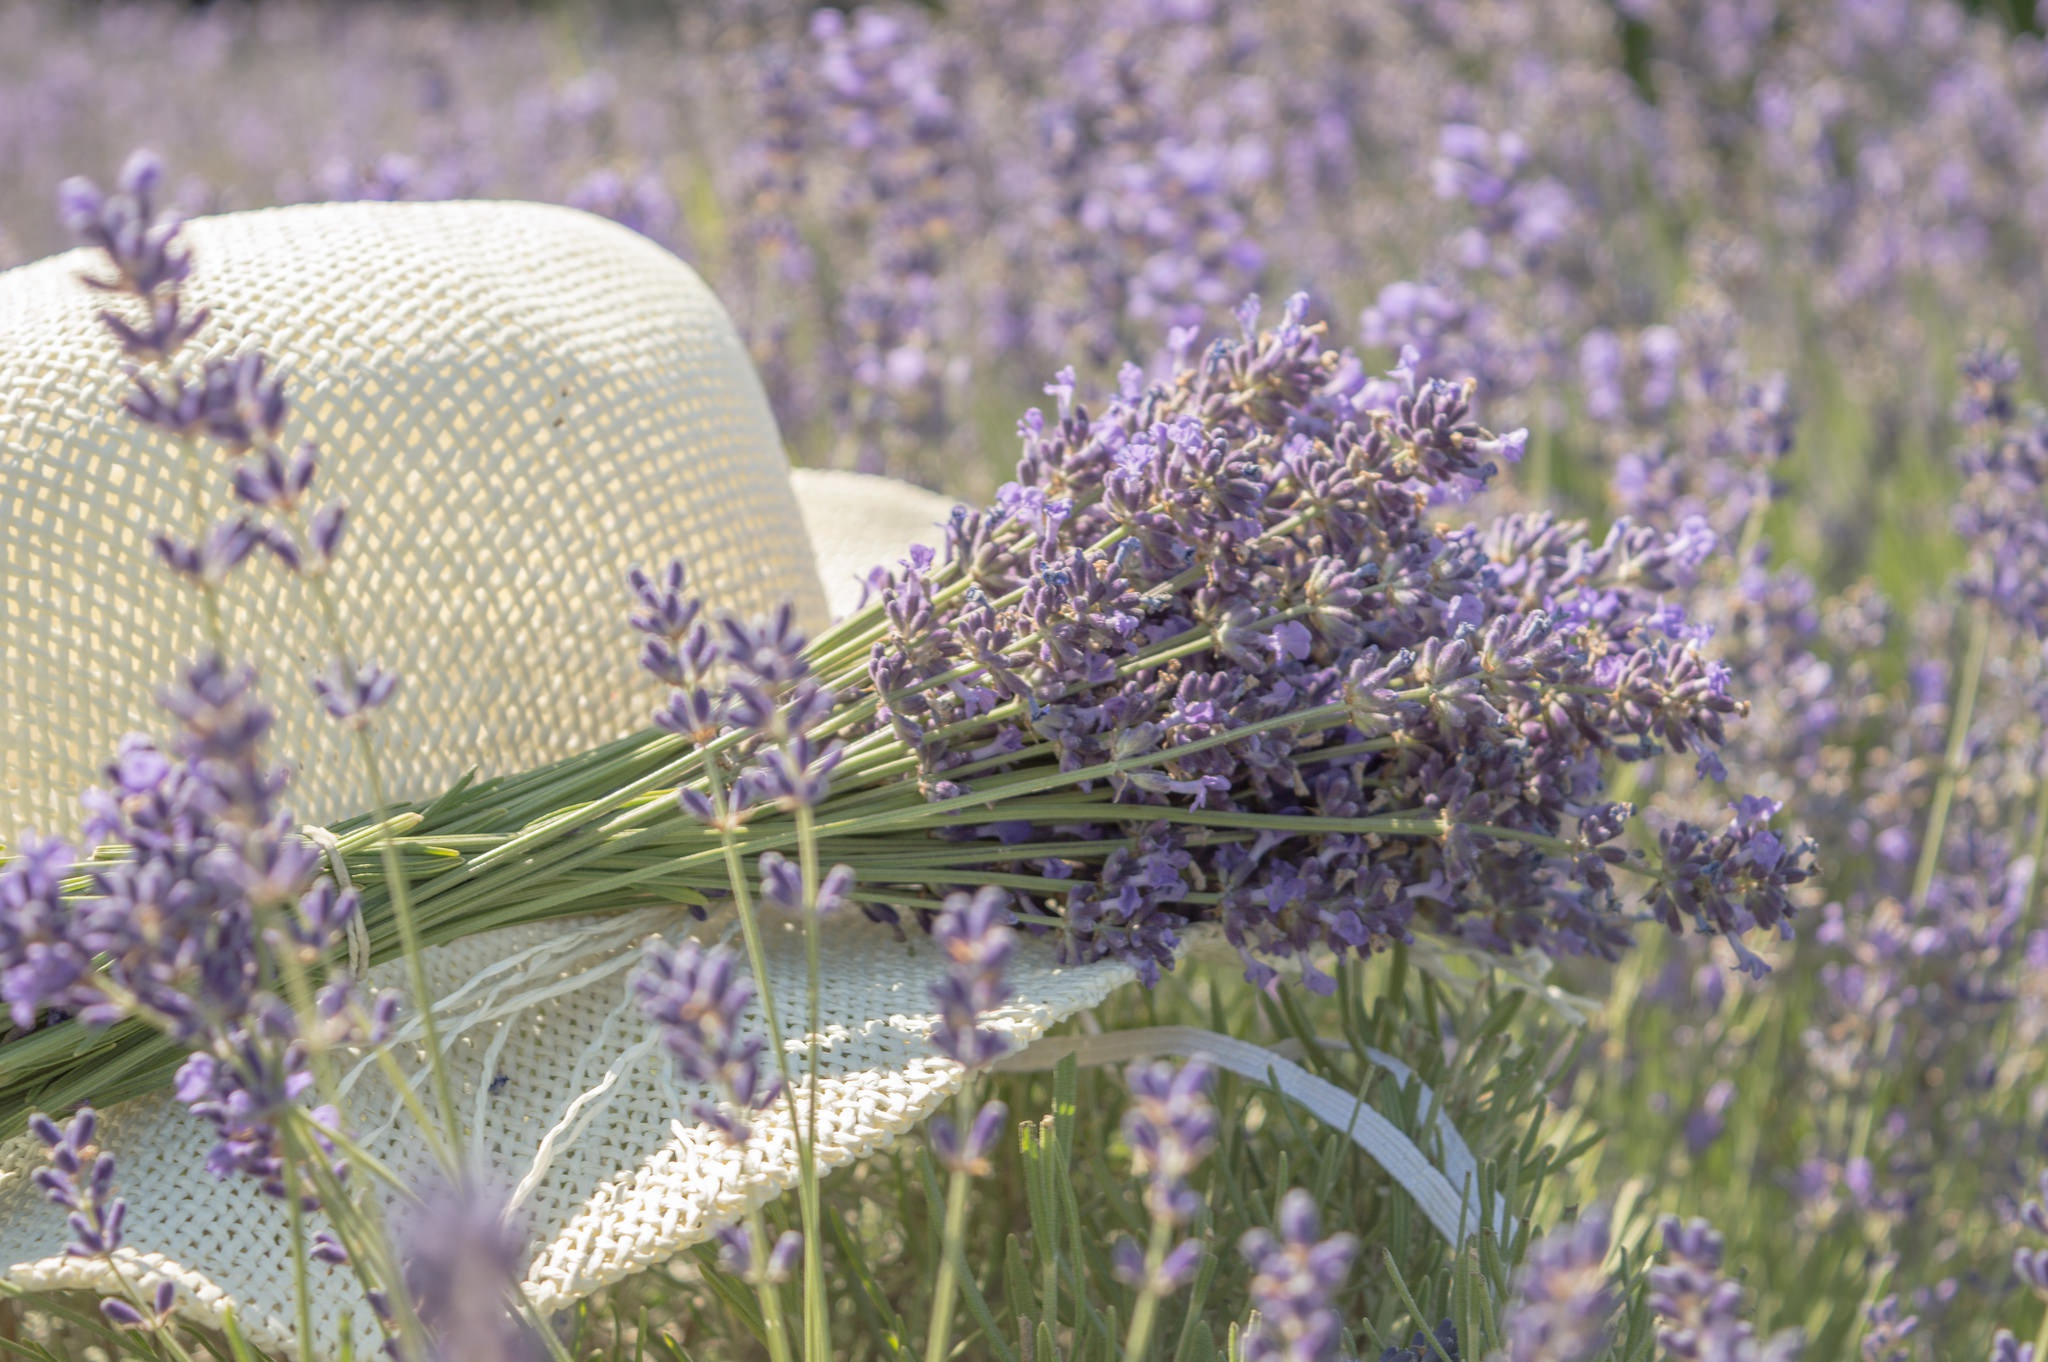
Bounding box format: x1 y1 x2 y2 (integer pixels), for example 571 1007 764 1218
5 0 2048 1358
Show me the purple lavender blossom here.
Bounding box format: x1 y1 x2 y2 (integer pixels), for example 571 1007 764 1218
1952 347 2048 637
30 1109 180 1329
929 1098 1007 1178
714 1223 804 1286
1861 1296 1918 1362
399 1177 545 1362
1112 1058 1216 1295
836 300 1812 989
0 836 90 1030
1238 1188 1357 1362
632 938 782 1145
1121 1058 1217 1226
29 1108 124 1259
1649 1216 1803 1361
1993 1333 2036 1362
928 887 1013 1068
1499 1208 1616 1362
2012 1171 2048 1296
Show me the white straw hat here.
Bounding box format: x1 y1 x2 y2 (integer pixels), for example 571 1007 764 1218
0 199 1136 1351
0 200 1488 1354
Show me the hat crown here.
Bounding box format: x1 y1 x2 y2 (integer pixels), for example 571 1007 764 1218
0 198 824 831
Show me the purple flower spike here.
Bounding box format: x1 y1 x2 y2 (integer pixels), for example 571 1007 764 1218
100 1298 145 1329
1500 1208 1616 1362
0 835 90 1028
399 1177 544 1362
58 151 193 299
1238 1189 1357 1362
816 863 856 917
312 659 400 726
309 499 349 565
928 888 1014 1068
1993 1333 2036 1362
758 851 804 914
715 1225 803 1286
930 1099 1008 1177
1649 1214 1802 1361
30 1107 126 1262
1122 1058 1217 1226
633 938 782 1146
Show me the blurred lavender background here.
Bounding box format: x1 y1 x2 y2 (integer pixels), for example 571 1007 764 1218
14 0 2048 1353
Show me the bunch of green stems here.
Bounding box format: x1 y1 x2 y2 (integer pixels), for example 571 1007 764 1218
3 510 1547 1134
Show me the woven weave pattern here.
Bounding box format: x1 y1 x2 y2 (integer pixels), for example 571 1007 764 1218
0 908 1130 1353
790 468 961 619
0 199 827 832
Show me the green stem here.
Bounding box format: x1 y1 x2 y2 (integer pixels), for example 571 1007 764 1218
353 730 463 1155
303 559 464 1156
1911 600 1991 909
794 803 828 1362
699 756 822 1344
176 435 227 658
1120 1212 1176 1362
280 1138 318 1362
98 1255 201 1362
289 1116 431 1362
748 1206 797 1362
925 1086 976 1362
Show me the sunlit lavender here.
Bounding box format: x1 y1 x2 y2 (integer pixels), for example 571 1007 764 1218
6 0 2048 1357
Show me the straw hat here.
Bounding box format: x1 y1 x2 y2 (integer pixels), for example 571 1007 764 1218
0 200 1139 1351
0 201 1483 1354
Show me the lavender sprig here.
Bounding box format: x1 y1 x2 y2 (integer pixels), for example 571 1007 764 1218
632 938 782 1146
632 935 798 1362
1496 1208 1616 1362
29 1109 179 1333
1239 1188 1358 1362
1115 1058 1217 1359
1649 1216 1803 1361
924 886 1016 1362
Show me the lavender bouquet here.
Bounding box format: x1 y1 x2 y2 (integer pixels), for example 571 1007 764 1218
0 268 1809 1136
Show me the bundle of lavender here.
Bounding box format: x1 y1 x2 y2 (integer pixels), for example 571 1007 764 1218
0 174 1809 1143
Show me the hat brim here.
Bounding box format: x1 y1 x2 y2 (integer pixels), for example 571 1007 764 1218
0 473 1146 1354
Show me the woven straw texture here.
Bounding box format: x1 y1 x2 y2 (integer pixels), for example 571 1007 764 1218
0 199 827 834
790 467 961 619
0 906 1131 1353
0 203 1131 1353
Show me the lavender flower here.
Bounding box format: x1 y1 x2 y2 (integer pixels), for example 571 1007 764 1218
1112 1058 1215 1295
1649 1216 1803 1361
928 1099 1007 1178
714 1223 804 1286
927 887 1014 1068
1497 1208 1616 1362
1992 1334 2035 1362
837 303 1809 989
1381 1322 1460 1362
1861 1297 1918 1362
31 1108 178 1330
400 1177 544 1362
2012 1171 2048 1297
56 149 205 360
1238 1188 1357 1362
0 836 89 1030
29 1108 124 1259
1121 1058 1217 1227
1648 798 1815 970
632 938 781 1145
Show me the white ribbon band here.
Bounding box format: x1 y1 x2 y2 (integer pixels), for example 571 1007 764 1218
995 1023 1508 1246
